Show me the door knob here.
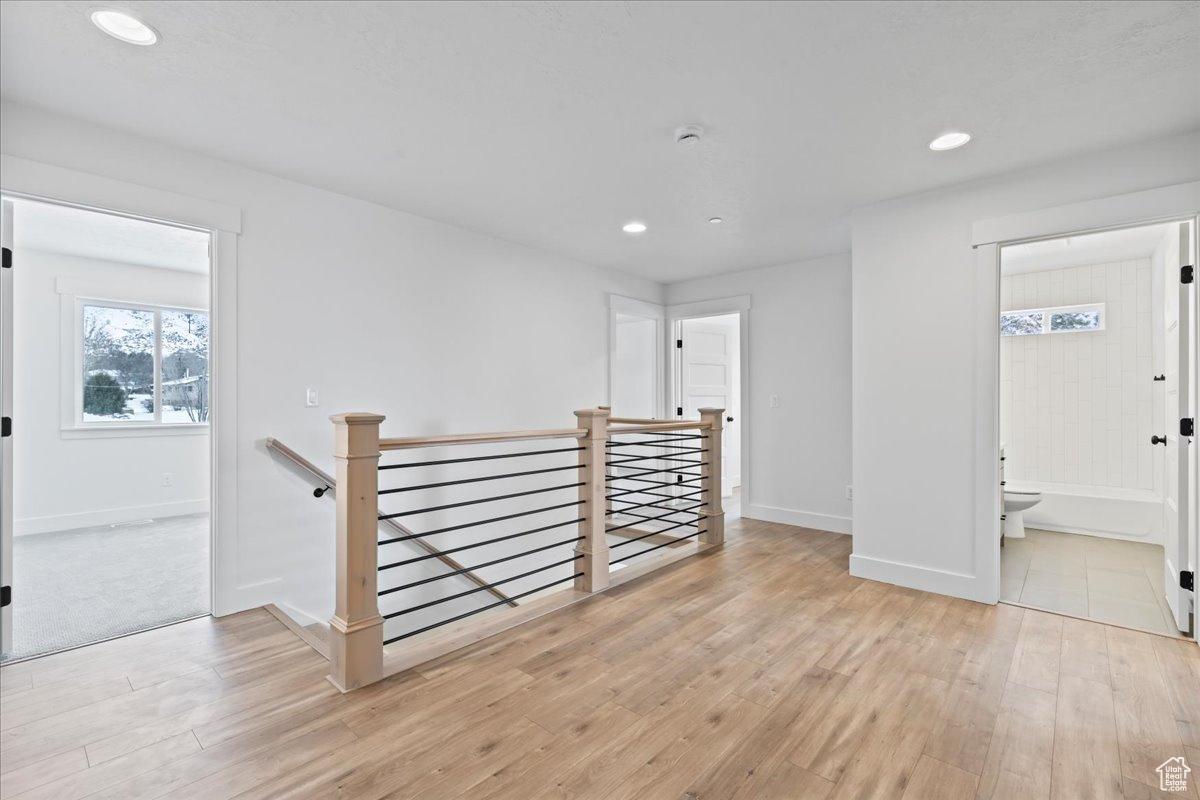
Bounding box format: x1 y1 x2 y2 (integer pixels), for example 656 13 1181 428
1151 435 1167 446
726 416 734 422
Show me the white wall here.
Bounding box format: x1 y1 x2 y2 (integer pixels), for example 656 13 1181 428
0 102 664 623
851 131 1200 602
666 254 852 533
13 250 209 534
1001 259 1156 491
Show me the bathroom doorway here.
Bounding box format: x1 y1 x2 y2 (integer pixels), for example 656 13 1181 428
997 219 1196 638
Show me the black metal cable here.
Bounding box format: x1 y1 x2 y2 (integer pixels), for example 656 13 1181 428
378 535 583 587
383 572 584 645
607 489 704 515
381 553 583 618
609 506 702 529
605 475 703 490
605 483 702 502
611 529 706 564
379 445 584 470
378 516 583 569
379 481 583 520
379 463 584 494
604 463 707 481
606 501 705 534
377 500 585 544
605 434 707 446
606 452 707 467
609 516 704 549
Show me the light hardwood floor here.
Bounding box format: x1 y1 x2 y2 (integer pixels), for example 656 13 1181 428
1 518 1197 800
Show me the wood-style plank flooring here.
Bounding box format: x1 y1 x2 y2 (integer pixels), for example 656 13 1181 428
1 518 1197 799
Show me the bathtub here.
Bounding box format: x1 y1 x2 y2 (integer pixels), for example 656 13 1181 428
1021 482 1164 543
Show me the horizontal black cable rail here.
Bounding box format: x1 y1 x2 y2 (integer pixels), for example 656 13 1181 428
375 438 590 644
603 429 710 566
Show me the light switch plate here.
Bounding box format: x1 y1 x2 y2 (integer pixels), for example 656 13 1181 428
305 388 319 407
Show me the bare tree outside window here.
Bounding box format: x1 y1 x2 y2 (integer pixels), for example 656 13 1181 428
1000 311 1044 336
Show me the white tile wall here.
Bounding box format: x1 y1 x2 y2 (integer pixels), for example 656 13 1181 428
1000 259 1154 490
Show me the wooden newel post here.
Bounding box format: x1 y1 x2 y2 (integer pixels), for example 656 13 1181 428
698 408 725 546
329 412 386 692
575 407 611 592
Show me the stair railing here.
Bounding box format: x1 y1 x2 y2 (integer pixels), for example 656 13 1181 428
327 407 724 692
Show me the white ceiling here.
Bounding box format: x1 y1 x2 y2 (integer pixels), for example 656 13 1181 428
1001 222 1177 275
1 1 1197 283
12 198 210 273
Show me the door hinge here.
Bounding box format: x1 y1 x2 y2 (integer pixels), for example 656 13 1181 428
2 246 11 269
1183 418 1195 438
1182 265 1194 284
676 339 683 349
1182 571 1195 592
676 406 683 417
1 417 9 438
0 585 9 608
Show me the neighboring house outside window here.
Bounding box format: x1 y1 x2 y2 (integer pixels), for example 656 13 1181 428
80 302 209 426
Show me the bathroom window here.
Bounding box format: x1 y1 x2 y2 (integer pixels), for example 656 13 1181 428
1000 303 1104 337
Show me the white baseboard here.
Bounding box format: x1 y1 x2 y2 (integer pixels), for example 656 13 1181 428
849 553 995 604
15 499 210 536
745 504 852 535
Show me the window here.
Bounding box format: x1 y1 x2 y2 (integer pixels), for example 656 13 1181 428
1000 303 1104 337
79 301 209 425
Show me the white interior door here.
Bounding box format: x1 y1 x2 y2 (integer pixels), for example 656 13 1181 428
1164 220 1195 634
679 317 739 496
1 198 13 654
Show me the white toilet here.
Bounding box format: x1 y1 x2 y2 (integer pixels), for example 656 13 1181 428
1000 443 1041 539
1003 483 1042 539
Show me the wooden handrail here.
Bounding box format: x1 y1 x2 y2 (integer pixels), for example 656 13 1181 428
264 437 515 607
607 420 712 434
606 416 698 425
379 428 587 451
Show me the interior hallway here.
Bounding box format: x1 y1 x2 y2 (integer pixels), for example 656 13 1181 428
1 516 1195 800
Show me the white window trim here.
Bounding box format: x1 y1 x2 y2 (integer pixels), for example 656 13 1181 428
1000 302 1106 336
62 293 209 437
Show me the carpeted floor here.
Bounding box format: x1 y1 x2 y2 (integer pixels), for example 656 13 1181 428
2 513 210 662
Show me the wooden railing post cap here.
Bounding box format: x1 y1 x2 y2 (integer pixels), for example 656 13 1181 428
330 412 387 425
574 407 611 421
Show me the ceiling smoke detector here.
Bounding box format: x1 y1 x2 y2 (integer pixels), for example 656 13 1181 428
675 125 705 145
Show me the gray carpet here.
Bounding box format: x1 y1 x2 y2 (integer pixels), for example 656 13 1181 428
2 513 210 662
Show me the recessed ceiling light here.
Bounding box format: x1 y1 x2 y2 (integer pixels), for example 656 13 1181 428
708 217 724 224
90 9 158 46
929 132 971 151
622 221 647 234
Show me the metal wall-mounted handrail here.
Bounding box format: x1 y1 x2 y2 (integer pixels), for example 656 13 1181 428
264 437 514 607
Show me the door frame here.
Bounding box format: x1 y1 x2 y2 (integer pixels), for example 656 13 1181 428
0 154 243 627
972 181 1200 641
667 295 751 517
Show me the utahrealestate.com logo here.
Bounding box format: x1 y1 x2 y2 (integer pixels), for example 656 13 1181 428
1158 757 1192 793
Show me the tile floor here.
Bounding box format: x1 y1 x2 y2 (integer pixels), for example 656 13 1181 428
1001 527 1188 638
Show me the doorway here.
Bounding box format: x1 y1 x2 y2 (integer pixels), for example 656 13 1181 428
608 295 749 522
675 313 742 518
995 219 1196 638
0 196 214 662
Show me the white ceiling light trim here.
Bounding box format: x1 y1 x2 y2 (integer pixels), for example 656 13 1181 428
708 217 724 224
929 131 971 151
90 9 158 45
622 221 647 234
